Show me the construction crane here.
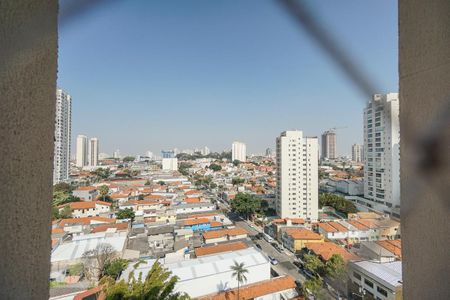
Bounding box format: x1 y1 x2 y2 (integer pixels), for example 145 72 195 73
330 126 348 131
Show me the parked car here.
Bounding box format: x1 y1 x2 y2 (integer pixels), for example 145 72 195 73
271 242 283 252
268 255 279 265
293 261 303 268
255 243 262 250
301 269 315 279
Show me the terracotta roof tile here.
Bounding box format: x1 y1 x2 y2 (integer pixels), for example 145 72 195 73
376 239 402 259
184 218 210 226
195 241 248 257
202 228 248 239
304 242 359 262
199 276 296 300
285 228 323 240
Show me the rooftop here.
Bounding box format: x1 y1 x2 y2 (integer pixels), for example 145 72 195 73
285 228 323 240
352 260 402 289
304 242 359 261
195 241 248 257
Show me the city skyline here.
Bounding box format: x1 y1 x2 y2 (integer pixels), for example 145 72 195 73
59 0 397 156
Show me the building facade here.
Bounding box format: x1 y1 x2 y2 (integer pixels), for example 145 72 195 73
276 130 318 221
162 157 178 171
352 144 364 163
76 135 88 167
321 130 337 160
363 93 400 215
53 89 72 183
88 137 99 166
232 141 246 162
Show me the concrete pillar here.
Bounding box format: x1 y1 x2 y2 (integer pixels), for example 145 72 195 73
0 1 58 299
399 1 450 299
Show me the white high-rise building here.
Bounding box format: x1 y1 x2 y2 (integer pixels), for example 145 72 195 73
364 93 400 214
162 158 178 171
352 144 364 163
201 146 210 156
321 130 337 160
89 137 99 166
76 135 88 167
113 149 121 159
276 130 318 221
53 89 72 183
232 141 246 162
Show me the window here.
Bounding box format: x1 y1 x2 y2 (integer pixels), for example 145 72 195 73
353 272 361 280
377 286 388 297
364 279 374 288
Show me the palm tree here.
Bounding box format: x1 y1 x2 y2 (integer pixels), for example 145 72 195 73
230 261 248 300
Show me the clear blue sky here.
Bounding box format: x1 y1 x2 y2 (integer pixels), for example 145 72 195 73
58 0 398 156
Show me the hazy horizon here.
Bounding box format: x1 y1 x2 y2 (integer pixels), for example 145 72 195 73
59 0 398 157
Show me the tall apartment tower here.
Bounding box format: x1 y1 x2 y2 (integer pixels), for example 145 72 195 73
76 135 88 167
364 93 400 214
321 130 337 160
232 141 247 162
53 89 72 183
89 137 99 166
276 130 318 221
352 144 364 163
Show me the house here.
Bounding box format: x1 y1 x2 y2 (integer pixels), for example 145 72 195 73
69 201 111 218
265 218 305 241
194 241 248 257
199 276 298 300
72 186 98 201
281 228 324 253
348 260 402 300
303 241 359 262
174 203 216 215
202 228 248 244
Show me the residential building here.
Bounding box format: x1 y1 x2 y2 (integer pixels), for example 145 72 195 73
76 135 88 167
113 149 121 159
364 93 400 215
88 137 99 166
321 129 337 160
68 201 111 218
352 144 364 163
348 260 402 300
53 89 72 183
72 186 98 201
265 147 273 157
276 130 319 221
201 146 210 156
161 150 175 158
162 157 178 171
232 141 246 162
281 228 324 253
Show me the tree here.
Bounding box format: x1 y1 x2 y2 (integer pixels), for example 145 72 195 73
59 205 72 219
101 260 190 300
122 156 135 163
303 253 324 276
116 208 135 222
319 193 357 216
232 160 241 166
67 263 84 276
103 258 129 280
98 185 109 201
267 171 273 176
53 182 73 193
209 164 222 172
232 177 245 186
230 193 261 220
91 168 112 180
230 261 248 300
144 179 151 186
82 243 116 281
302 277 326 298
157 181 166 186
325 254 345 278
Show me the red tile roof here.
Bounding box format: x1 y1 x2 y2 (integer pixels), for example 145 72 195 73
203 228 248 239
304 242 359 261
285 228 323 240
91 222 129 233
58 217 115 228
195 241 248 257
376 239 402 259
184 218 210 226
199 276 296 300
75 186 97 191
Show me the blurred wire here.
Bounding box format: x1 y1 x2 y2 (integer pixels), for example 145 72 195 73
277 0 378 99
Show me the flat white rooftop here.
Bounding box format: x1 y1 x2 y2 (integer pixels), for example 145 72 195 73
51 232 127 263
352 260 402 289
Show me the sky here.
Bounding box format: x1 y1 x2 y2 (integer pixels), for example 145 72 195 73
58 0 398 157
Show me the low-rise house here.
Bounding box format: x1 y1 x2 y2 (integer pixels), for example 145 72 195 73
202 228 248 244
72 186 98 201
357 240 402 262
265 218 305 241
199 276 298 300
303 241 359 262
281 228 324 253
68 201 111 218
194 241 248 257
174 203 216 215
348 260 402 300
